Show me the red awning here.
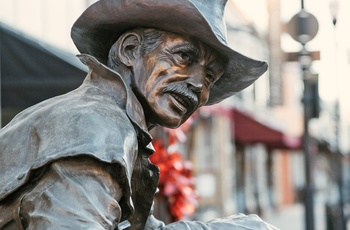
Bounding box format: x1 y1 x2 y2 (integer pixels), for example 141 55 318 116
231 109 301 150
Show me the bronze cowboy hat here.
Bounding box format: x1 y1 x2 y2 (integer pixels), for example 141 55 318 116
71 0 268 105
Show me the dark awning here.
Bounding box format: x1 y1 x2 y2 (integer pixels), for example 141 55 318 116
231 108 301 150
0 23 87 110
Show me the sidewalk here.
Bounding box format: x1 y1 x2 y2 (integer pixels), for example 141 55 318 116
263 202 326 230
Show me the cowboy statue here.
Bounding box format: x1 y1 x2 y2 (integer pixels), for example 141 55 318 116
0 0 277 229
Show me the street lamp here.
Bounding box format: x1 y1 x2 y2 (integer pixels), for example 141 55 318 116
329 0 339 26
287 7 319 230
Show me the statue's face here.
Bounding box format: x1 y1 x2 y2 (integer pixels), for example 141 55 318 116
132 33 224 128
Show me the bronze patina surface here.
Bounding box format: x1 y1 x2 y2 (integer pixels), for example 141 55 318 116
0 0 275 229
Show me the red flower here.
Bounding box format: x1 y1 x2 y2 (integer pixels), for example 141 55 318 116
150 140 198 221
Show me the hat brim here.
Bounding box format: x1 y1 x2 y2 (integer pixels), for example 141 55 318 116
71 0 268 105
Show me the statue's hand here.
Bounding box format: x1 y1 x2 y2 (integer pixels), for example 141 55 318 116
206 213 279 230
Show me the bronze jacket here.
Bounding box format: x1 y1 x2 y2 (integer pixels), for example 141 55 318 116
0 54 159 229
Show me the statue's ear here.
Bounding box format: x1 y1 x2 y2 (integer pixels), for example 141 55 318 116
117 32 142 67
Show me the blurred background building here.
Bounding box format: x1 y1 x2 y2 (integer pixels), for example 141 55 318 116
1 0 350 229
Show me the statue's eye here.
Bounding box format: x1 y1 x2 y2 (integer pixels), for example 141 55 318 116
180 53 192 63
175 52 193 65
171 45 197 66
205 70 216 85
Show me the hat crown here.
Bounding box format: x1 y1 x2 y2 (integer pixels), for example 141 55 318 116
189 0 228 44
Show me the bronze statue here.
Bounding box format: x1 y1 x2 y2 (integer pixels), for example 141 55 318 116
0 0 276 229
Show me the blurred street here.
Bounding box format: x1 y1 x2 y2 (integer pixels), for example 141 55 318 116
265 192 350 230
265 201 324 230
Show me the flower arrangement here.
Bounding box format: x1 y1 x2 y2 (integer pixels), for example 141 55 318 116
151 133 198 221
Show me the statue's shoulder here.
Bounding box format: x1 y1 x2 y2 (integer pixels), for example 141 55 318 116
0 84 137 202
7 82 132 133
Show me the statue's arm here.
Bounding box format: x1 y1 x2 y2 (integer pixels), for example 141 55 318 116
143 209 278 230
156 214 279 230
19 156 124 229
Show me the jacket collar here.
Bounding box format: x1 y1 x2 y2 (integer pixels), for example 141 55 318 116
78 54 153 151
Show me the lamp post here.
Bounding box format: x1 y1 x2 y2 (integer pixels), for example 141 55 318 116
286 6 319 230
300 47 317 230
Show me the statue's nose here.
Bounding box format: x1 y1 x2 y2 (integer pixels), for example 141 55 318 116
187 76 204 94
186 68 205 94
